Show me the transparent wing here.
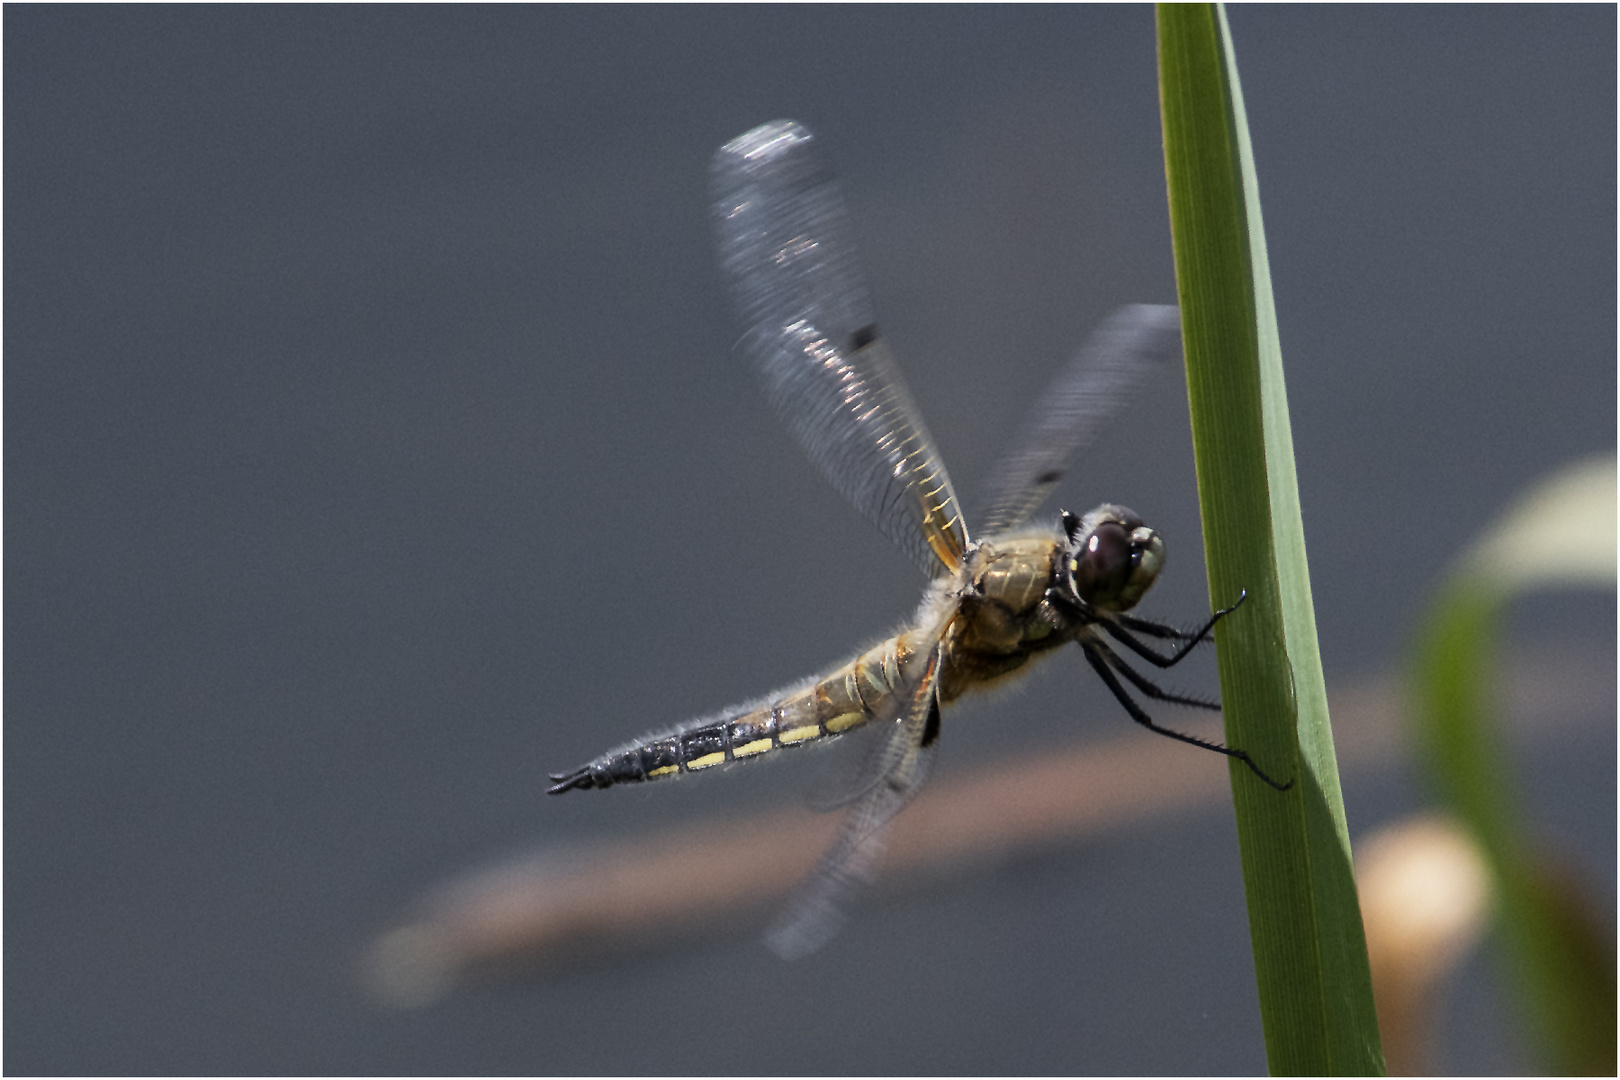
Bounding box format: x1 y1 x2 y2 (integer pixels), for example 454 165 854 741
800 709 914 815
973 304 1182 537
712 120 968 576
764 642 944 960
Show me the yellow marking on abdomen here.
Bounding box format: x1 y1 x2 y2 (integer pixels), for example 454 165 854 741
732 739 772 757
824 712 865 733
685 752 725 770
648 765 679 779
778 725 821 744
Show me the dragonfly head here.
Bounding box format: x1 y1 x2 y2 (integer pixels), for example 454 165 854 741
1060 505 1164 613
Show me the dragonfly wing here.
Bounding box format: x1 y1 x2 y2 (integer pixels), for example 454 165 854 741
712 120 968 576
973 304 1182 538
764 641 944 960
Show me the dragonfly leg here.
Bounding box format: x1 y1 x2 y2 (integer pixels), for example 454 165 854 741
1106 590 1247 664
1094 638 1221 711
920 694 941 748
1078 639 1292 791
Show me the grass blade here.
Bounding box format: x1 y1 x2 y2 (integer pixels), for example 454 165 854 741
1156 6 1385 1073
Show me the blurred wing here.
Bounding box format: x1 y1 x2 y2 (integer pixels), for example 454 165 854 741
712 120 968 576
764 640 945 960
973 304 1182 537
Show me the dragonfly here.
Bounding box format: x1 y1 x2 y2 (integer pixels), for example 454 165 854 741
548 119 1290 958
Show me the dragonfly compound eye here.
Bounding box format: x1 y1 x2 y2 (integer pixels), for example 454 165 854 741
1070 515 1165 612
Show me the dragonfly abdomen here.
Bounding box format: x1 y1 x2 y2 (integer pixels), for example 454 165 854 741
547 633 928 794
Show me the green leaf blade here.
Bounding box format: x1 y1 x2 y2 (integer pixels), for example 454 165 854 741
1156 6 1385 1074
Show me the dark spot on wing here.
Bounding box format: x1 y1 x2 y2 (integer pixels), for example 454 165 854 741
850 324 879 350
1036 469 1064 485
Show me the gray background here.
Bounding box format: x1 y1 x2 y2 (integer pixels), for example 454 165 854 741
7 6 1613 1075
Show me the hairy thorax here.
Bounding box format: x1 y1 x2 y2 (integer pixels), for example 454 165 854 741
940 532 1072 702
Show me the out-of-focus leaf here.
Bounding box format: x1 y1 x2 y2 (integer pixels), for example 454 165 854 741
1411 454 1617 1075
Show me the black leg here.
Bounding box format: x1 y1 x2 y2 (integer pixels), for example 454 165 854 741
920 694 941 748
1101 620 1208 669
1079 640 1292 792
1112 589 1246 649
1108 613 1207 642
1093 638 1221 710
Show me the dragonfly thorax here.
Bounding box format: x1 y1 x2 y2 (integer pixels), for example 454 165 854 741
1061 504 1164 614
